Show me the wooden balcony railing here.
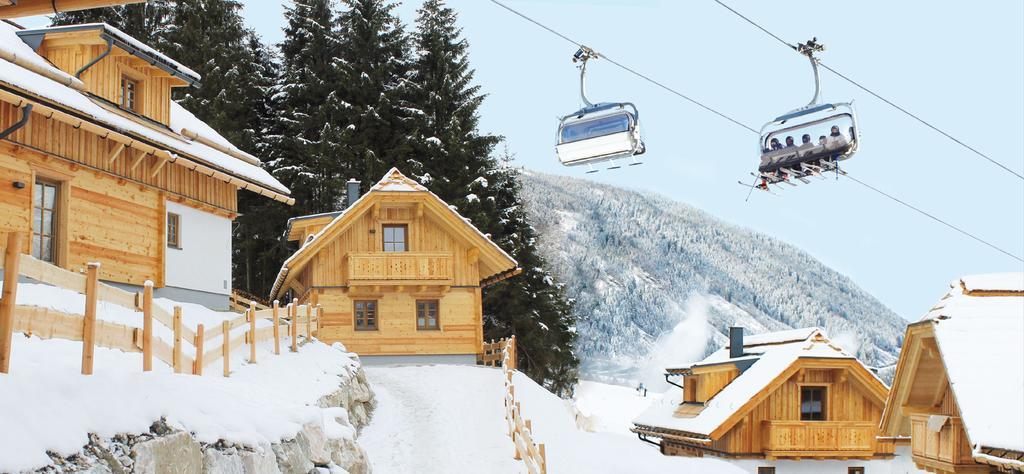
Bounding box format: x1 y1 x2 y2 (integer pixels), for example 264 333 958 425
347 252 454 284
762 421 879 457
910 414 975 468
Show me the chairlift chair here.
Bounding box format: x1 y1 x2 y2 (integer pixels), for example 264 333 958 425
556 47 646 172
748 38 860 191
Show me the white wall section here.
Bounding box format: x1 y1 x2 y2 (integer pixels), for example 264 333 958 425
164 200 231 296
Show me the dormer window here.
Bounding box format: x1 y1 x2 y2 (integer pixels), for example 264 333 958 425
120 76 139 111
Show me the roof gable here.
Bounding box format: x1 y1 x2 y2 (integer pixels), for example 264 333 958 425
271 168 519 298
634 329 887 439
883 273 1024 455
0 20 290 202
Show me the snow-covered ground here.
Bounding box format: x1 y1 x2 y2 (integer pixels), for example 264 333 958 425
0 283 362 472
572 380 662 435
359 365 744 474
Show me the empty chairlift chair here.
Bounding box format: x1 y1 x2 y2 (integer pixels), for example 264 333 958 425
556 47 646 172
749 38 860 191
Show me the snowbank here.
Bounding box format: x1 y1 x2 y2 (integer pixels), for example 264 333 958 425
0 283 367 472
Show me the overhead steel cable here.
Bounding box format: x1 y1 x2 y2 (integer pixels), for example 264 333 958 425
711 0 1024 181
488 0 757 133
486 0 1024 263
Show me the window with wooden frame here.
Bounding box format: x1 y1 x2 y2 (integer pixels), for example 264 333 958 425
166 212 181 249
354 300 378 331
848 467 865 474
31 178 60 263
416 300 439 330
382 224 407 252
120 75 140 112
800 386 827 421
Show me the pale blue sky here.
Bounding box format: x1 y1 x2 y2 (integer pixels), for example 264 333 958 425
22 1 1024 319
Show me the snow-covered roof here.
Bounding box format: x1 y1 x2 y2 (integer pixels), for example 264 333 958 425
270 168 518 299
0 21 289 197
923 273 1024 454
634 328 876 437
17 23 201 84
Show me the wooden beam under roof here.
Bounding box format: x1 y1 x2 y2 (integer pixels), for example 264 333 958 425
0 0 145 18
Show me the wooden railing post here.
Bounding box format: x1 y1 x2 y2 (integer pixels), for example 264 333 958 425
81 262 100 375
290 299 298 353
0 232 24 374
304 303 312 341
272 300 280 355
194 324 204 375
172 306 183 374
142 281 153 372
513 404 522 460
248 301 257 363
539 443 547 474
222 320 230 377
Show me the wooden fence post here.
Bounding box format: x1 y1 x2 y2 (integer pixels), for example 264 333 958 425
290 300 298 353
142 281 153 372
315 305 322 337
305 303 312 341
222 320 230 377
172 306 183 373
194 324 204 375
513 404 522 460
272 300 280 355
81 262 100 375
248 301 257 363
539 443 547 474
0 232 24 374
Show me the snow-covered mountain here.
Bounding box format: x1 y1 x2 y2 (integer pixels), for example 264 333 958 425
519 171 905 384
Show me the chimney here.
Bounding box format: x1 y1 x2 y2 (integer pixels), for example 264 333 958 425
729 327 744 359
346 179 361 208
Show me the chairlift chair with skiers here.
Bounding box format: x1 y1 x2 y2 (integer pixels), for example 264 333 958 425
747 38 861 191
556 47 646 172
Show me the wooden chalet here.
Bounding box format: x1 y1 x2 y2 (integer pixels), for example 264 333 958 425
633 327 896 467
880 273 1024 474
0 20 292 309
270 168 520 363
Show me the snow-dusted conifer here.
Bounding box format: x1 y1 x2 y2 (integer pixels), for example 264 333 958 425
335 0 417 185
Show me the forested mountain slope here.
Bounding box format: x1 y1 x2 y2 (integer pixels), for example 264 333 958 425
519 172 904 383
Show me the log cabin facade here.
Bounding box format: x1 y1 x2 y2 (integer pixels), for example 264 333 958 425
271 168 519 363
880 273 1024 474
0 21 291 309
633 327 898 472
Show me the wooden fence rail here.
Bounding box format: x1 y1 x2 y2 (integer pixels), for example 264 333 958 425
495 335 547 474
0 232 323 377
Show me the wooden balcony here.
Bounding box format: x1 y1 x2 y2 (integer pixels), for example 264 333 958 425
346 252 454 286
909 414 985 473
762 421 882 458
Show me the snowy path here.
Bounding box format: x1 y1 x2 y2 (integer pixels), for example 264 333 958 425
359 365 746 474
359 365 523 474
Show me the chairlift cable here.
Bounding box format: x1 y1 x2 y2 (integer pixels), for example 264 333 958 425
489 0 757 134
486 0 1023 263
710 0 1024 181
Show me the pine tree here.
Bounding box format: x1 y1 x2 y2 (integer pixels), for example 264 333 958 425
481 151 579 396
409 0 499 203
268 0 349 216
335 0 417 185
